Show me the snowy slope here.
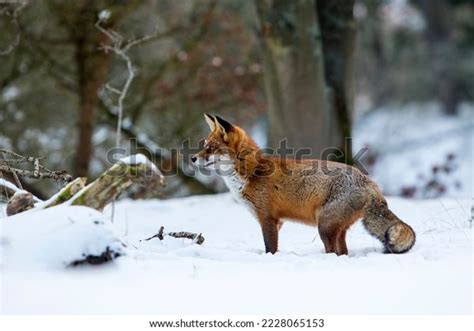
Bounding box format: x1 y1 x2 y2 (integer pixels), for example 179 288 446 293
0 194 472 315
353 103 473 198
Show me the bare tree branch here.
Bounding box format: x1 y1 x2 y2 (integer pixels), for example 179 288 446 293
0 149 73 183
126 0 218 124
141 226 205 245
95 15 136 148
95 1 217 147
95 2 219 196
95 11 180 148
0 165 73 182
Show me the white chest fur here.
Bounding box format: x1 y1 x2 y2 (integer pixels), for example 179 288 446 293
222 171 247 205
212 154 254 214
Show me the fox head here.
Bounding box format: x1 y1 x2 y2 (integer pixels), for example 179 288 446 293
191 114 258 172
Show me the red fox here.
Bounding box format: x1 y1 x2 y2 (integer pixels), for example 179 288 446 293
192 114 416 255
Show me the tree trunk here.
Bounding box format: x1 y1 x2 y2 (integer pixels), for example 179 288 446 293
73 15 111 177
417 0 459 116
317 0 356 163
365 1 389 108
255 0 330 158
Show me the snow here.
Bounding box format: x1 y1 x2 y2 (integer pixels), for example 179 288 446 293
353 103 473 198
98 9 111 22
1 194 471 314
379 0 425 31
1 205 123 271
0 179 41 202
0 179 22 195
119 153 158 172
119 153 149 166
2 86 20 102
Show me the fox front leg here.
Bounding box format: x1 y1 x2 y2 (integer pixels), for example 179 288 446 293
259 218 279 254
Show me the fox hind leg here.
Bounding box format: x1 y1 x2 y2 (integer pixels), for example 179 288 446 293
335 229 348 255
319 221 351 255
318 201 362 256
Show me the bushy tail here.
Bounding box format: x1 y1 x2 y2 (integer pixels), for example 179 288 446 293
363 194 416 254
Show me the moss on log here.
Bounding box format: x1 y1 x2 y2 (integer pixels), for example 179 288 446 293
44 177 87 208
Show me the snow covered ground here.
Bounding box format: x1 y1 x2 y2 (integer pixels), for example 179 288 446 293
1 194 472 315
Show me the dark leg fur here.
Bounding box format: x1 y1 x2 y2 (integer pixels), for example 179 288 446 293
335 229 348 256
318 199 360 255
260 218 279 254
318 223 338 254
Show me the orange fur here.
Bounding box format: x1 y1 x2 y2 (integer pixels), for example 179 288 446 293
193 115 416 255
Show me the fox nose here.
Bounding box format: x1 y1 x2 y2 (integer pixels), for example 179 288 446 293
191 156 197 163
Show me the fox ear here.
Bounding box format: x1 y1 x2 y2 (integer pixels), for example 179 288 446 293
214 115 234 134
204 113 216 131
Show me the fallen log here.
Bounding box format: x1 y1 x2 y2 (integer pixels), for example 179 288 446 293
4 154 165 215
69 155 165 211
4 179 87 216
42 177 87 209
